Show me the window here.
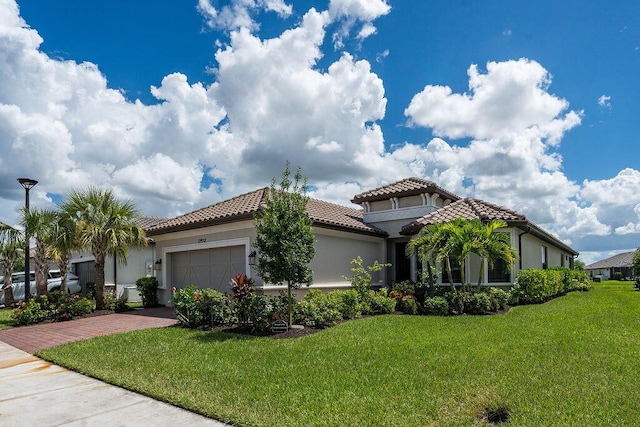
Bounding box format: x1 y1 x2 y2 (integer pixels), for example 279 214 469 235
541 246 548 269
441 257 462 283
488 258 511 283
560 254 565 267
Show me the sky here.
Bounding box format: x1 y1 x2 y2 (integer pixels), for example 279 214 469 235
1 0 639 264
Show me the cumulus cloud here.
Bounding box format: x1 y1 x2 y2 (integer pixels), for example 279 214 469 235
1 0 639 263
328 0 391 48
197 0 292 32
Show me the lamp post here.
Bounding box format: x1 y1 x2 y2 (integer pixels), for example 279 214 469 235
17 178 37 301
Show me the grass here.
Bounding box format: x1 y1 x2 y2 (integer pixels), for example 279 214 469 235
0 307 14 330
37 282 640 426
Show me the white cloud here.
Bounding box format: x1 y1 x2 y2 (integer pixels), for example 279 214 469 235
598 94 611 108
197 0 292 32
2 0 639 260
328 0 391 48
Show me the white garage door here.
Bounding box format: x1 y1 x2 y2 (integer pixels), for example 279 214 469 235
170 245 246 293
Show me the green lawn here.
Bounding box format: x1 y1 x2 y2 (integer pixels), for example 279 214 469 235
38 282 640 426
0 307 14 330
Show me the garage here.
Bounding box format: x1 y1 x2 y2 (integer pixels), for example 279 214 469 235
169 245 246 293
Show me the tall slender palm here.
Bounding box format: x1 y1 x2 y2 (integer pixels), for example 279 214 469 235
0 223 23 306
408 219 471 292
473 219 518 290
47 211 79 293
20 207 57 296
61 187 147 310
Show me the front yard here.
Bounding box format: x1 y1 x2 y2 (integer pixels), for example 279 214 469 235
37 281 640 426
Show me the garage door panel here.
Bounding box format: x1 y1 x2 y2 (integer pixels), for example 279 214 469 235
170 245 246 293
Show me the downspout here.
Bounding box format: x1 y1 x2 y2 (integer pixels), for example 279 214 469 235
518 226 531 270
113 254 117 296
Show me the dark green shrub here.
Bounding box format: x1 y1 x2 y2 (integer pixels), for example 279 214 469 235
294 289 342 328
443 291 466 315
487 287 510 311
369 290 396 314
390 281 416 299
12 292 94 325
422 296 448 316
200 288 234 325
511 269 549 304
329 289 362 320
613 271 624 281
85 281 96 299
465 292 491 315
135 277 160 308
172 285 205 328
399 296 418 315
103 291 129 312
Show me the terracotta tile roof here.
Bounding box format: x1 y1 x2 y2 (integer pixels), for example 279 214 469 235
585 251 635 270
147 188 387 237
135 216 166 230
401 198 526 234
351 177 460 204
146 188 267 234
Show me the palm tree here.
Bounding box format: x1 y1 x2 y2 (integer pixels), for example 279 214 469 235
473 220 518 290
20 207 57 296
0 223 23 306
408 219 471 293
61 187 147 310
47 211 79 293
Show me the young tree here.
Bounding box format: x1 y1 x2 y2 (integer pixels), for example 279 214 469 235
20 207 57 296
254 162 316 326
0 223 23 306
62 187 147 310
632 247 640 286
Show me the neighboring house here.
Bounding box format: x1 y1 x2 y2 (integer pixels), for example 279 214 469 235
69 216 165 300
139 177 578 305
584 252 635 281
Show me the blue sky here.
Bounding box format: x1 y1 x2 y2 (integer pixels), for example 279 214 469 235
1 0 639 263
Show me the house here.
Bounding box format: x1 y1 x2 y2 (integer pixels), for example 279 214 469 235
584 252 635 281
138 178 578 305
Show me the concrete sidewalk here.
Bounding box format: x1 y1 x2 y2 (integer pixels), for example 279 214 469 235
0 342 230 427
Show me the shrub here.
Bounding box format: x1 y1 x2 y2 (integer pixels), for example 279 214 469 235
487 287 510 311
465 292 491 315
635 278 640 291
329 289 362 320
294 289 342 328
85 281 96 299
200 288 235 326
369 290 396 314
613 271 624 281
172 285 205 328
12 292 94 325
103 290 129 312
398 295 418 315
443 291 466 315
391 281 416 299
135 277 160 308
342 256 391 297
422 296 449 316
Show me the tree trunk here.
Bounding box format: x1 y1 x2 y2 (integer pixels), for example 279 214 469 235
477 260 485 292
287 280 293 326
94 252 106 310
34 239 48 296
445 257 457 293
3 279 14 306
59 254 70 294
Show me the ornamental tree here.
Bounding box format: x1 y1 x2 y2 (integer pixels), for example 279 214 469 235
254 162 315 326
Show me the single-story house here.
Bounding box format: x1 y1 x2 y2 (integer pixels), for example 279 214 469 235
584 252 635 281
133 177 579 305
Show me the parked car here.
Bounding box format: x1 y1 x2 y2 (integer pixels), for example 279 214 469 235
0 270 81 306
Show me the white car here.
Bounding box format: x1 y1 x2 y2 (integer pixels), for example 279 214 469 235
0 270 81 305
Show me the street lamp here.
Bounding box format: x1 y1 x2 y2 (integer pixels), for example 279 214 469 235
17 178 37 301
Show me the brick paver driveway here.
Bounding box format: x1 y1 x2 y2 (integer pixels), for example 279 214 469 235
0 307 177 353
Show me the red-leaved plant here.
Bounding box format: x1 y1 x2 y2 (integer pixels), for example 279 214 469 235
231 274 254 300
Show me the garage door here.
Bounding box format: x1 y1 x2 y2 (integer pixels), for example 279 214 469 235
170 245 246 293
